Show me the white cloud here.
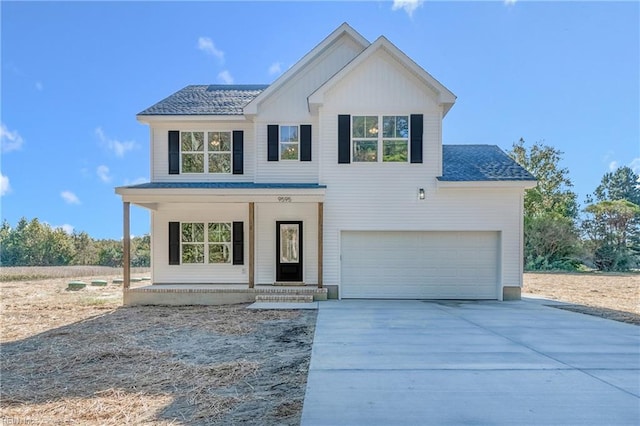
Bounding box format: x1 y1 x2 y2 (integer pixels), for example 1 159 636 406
392 0 424 18
57 224 74 234
608 160 619 172
124 177 149 186
1 123 24 153
217 70 234 84
268 62 282 76
0 173 11 196
61 190 81 205
630 157 640 175
97 165 112 183
197 37 225 62
504 0 517 5
95 127 137 157
35 81 44 91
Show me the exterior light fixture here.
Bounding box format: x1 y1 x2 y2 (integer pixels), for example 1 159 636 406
418 188 425 200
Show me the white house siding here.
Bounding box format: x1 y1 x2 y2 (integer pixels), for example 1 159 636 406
322 188 523 299
315 47 523 298
253 35 365 184
151 203 249 284
254 203 318 285
150 121 255 182
253 119 320 184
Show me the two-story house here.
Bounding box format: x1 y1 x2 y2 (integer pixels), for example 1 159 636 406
116 23 536 304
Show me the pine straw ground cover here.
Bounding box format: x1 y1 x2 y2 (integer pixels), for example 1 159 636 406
1 269 316 425
523 272 640 325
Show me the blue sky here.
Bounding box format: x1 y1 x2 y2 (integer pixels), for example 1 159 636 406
1 1 638 239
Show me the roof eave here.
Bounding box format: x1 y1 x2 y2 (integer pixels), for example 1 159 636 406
436 179 538 189
136 114 249 124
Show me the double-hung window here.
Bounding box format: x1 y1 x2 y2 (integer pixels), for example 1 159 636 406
180 131 232 173
352 115 409 162
181 222 232 264
280 125 299 160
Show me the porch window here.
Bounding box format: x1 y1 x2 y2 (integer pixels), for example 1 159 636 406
180 131 232 174
351 115 409 162
280 125 299 160
180 222 232 264
208 223 231 263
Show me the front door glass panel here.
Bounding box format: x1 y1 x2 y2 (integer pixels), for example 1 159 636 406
280 224 299 263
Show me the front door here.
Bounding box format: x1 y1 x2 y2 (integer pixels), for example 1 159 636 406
276 221 303 282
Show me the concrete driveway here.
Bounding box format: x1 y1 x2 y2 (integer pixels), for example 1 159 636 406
301 299 640 425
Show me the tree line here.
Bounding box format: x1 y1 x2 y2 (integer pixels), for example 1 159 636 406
0 218 150 267
509 139 639 272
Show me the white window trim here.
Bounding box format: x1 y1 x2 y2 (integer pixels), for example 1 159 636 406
279 124 300 161
180 221 232 264
180 131 232 174
351 115 410 163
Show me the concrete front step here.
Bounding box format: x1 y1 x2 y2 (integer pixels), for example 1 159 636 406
255 294 314 303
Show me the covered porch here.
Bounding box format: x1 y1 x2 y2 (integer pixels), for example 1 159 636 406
123 283 328 306
115 182 327 305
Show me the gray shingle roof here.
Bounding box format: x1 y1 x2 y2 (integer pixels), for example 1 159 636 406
440 145 536 181
138 85 269 116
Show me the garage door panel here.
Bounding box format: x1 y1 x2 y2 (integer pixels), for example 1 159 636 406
341 231 499 299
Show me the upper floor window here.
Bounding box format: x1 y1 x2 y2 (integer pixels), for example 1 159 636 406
180 131 231 173
352 115 409 163
280 125 299 160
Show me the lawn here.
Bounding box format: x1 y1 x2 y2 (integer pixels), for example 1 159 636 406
0 268 315 425
1 268 638 424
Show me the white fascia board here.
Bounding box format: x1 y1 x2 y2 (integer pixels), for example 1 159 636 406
436 180 538 189
308 36 457 115
115 187 326 203
244 22 369 115
136 115 249 125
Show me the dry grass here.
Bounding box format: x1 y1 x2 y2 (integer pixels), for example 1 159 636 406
0 266 150 282
0 268 315 425
523 272 640 324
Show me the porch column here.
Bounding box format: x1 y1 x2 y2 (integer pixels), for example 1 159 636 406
123 201 131 289
318 202 323 289
249 202 255 288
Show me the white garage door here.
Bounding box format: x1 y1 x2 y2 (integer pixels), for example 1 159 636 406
341 231 499 299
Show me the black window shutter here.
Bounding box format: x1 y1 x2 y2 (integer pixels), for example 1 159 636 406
410 114 423 164
232 222 244 265
300 124 312 161
168 222 180 265
338 115 351 164
267 125 279 161
168 131 180 174
232 130 244 174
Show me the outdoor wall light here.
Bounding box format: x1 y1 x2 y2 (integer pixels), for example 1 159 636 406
418 188 425 200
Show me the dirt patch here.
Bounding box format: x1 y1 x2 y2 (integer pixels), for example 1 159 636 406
523 272 640 325
0 274 316 425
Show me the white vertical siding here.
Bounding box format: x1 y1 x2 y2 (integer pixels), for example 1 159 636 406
252 36 364 184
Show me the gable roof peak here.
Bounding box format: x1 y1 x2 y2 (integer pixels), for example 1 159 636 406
308 32 456 116
243 22 370 115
